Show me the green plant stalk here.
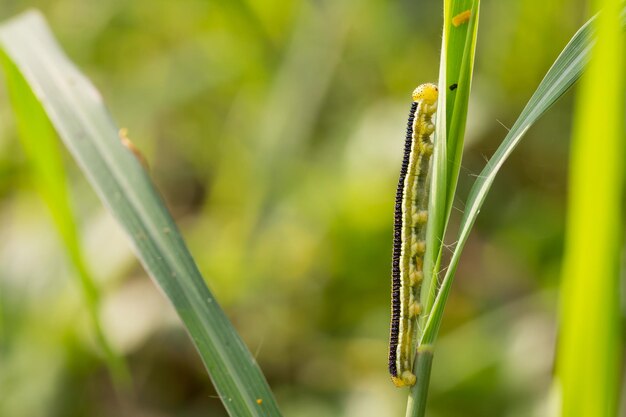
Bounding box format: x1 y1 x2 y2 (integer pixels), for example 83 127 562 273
0 11 282 417
556 0 624 415
0 52 129 386
404 345 434 417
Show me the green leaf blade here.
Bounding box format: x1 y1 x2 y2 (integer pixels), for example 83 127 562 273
557 1 624 415
421 0 481 325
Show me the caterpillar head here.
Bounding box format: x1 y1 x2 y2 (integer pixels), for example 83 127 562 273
412 83 438 105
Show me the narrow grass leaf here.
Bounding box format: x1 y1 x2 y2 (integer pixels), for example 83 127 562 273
0 10 281 417
444 0 480 220
421 0 480 326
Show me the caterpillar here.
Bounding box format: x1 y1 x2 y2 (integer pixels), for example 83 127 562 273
452 10 472 27
389 83 438 387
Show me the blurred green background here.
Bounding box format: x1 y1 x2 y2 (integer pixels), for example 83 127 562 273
0 1 607 416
